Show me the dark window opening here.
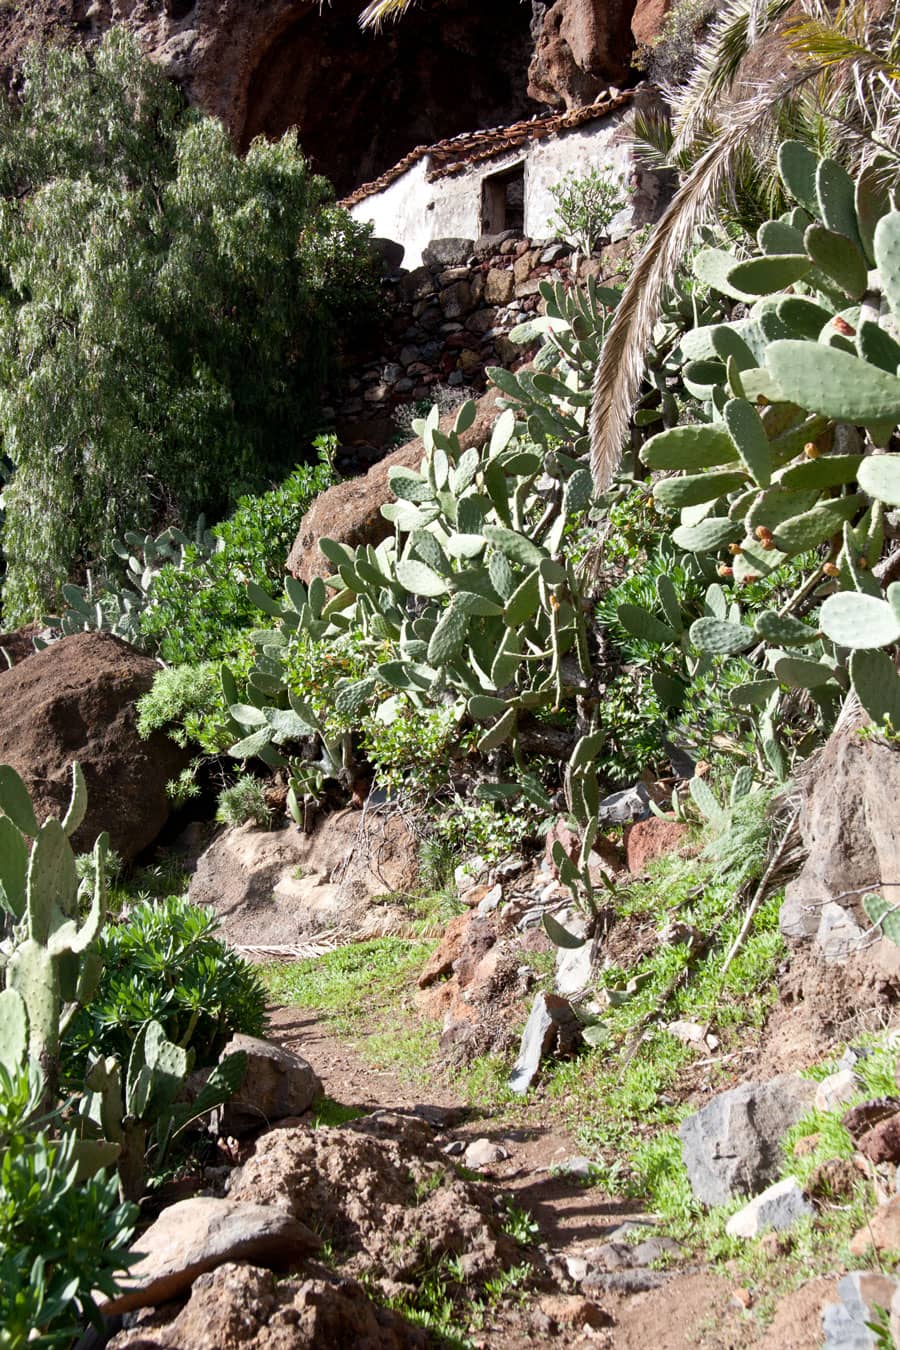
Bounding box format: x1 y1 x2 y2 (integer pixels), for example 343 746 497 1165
481 163 525 236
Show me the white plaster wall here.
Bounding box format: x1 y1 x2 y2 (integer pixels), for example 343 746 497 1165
525 116 635 241
350 106 655 269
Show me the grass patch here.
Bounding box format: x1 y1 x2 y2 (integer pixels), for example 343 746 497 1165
310 1096 366 1128
263 937 441 1082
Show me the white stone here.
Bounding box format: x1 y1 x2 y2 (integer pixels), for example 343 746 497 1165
815 1068 859 1113
463 1137 509 1170
725 1177 813 1239
667 1019 707 1045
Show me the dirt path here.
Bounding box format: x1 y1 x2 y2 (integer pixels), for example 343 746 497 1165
269 1005 823 1349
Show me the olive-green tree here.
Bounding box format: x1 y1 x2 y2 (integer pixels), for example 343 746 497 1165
0 31 379 623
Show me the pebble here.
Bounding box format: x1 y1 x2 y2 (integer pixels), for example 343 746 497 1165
463 1137 509 1169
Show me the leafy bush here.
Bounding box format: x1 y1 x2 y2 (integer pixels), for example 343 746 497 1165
0 33 375 622
63 896 268 1075
216 776 275 829
547 168 629 254
137 662 230 754
138 444 338 664
0 1064 136 1349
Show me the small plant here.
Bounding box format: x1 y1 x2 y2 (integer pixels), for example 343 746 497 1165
0 1063 136 1349
501 1200 540 1246
63 895 268 1074
215 775 274 829
137 662 230 754
547 168 629 255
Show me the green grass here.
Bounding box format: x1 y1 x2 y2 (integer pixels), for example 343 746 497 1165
263 937 441 1081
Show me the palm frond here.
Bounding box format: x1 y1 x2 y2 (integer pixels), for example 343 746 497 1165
669 0 803 155
589 70 820 494
358 0 420 29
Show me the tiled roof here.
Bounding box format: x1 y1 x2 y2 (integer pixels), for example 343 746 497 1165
340 88 634 208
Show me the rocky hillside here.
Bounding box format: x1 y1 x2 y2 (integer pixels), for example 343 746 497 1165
0 0 660 194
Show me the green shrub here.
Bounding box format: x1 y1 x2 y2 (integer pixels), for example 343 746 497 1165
139 445 337 664
137 662 231 754
0 1064 136 1349
216 775 274 829
0 32 375 622
63 896 268 1075
547 168 629 254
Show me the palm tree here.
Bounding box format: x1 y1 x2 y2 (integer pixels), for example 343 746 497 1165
589 0 900 493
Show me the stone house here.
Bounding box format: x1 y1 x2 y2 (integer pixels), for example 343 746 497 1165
343 85 663 269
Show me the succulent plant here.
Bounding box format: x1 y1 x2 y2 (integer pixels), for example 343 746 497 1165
0 764 107 1106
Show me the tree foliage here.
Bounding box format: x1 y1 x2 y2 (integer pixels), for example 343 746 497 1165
0 31 379 623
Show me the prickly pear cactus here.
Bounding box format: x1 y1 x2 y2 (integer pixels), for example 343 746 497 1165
635 142 900 739
0 763 107 1097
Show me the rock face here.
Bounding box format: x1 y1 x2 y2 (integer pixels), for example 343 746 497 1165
0 632 187 861
188 811 419 950
103 1197 320 1315
822 1271 900 1350
679 1074 817 1206
108 1262 427 1349
212 1036 322 1137
528 0 638 107
0 1 539 198
781 721 900 961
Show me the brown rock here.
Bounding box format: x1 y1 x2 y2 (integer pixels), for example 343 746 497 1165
103 1198 320 1315
484 267 515 305
632 0 674 47
107 1262 426 1349
850 1196 900 1256
227 1118 518 1283
545 817 581 876
286 386 505 584
806 1157 864 1202
213 1036 322 1138
859 1111 900 1164
0 622 41 667
624 817 689 874
0 632 189 862
513 249 537 284
539 1294 614 1330
528 0 635 107
417 913 471 989
842 1098 900 1140
189 812 419 950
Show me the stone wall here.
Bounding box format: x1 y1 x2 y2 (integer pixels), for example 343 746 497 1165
330 229 635 466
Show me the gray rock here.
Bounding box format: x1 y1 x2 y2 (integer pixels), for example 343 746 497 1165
212 1035 322 1137
583 1269 671 1295
441 1139 466 1157
473 230 518 257
422 237 475 268
596 783 651 824
781 720 900 961
554 1155 597 1181
679 1074 817 1205
463 1137 509 1169
554 915 594 997
540 244 571 263
631 1237 685 1266
369 237 405 270
822 1271 900 1350
476 883 503 916
101 1198 319 1315
584 1241 632 1272
725 1177 813 1238
508 992 580 1095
